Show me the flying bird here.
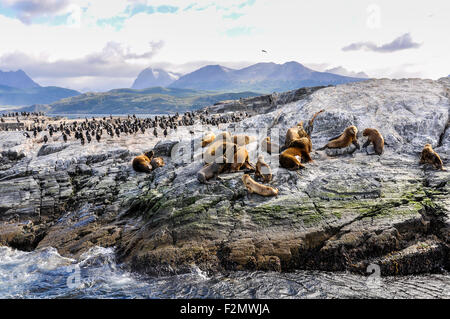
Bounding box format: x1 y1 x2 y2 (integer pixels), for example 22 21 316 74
261 49 267 53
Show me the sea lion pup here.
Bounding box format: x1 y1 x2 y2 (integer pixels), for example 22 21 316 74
232 134 256 146
362 128 384 155
242 174 278 197
255 155 272 183
230 146 255 172
317 125 360 151
201 132 216 147
197 155 229 184
150 157 165 170
419 144 445 170
261 137 280 155
132 151 154 173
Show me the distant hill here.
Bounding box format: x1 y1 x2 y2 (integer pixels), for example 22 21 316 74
16 87 261 114
0 69 40 89
0 84 81 106
131 68 180 89
168 62 367 93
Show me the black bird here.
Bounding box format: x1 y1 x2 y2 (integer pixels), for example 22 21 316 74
23 132 30 138
96 132 101 143
62 133 68 143
153 128 158 137
43 135 48 144
86 132 92 143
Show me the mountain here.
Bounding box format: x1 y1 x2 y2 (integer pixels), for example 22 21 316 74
131 68 180 89
0 84 81 106
0 69 40 89
169 61 367 93
16 87 260 114
325 66 369 79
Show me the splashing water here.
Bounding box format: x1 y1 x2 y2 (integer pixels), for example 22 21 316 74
0 246 448 299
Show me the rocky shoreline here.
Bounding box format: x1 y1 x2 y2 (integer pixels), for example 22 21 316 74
0 78 449 278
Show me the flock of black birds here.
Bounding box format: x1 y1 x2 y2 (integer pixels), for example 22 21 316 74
2 110 252 146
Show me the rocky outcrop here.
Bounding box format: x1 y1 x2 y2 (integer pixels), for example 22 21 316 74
0 78 448 278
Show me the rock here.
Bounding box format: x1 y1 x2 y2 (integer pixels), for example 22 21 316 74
153 140 178 157
37 143 69 157
0 78 449 278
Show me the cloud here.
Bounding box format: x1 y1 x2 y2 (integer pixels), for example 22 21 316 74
0 41 164 78
1 0 73 24
342 33 422 53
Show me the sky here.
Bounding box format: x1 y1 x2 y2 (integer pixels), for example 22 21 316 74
0 0 448 92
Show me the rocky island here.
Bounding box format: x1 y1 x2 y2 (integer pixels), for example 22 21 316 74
0 78 448 278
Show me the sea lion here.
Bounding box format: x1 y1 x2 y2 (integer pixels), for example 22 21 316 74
132 151 154 173
197 156 229 184
284 109 324 146
204 141 237 164
261 137 280 155
419 144 445 170
232 134 256 146
242 174 278 197
318 125 360 151
150 156 165 170
255 155 272 183
362 128 384 155
287 137 313 162
201 132 216 147
279 147 306 170
230 146 255 172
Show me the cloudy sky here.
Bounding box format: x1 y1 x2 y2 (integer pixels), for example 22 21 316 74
0 0 448 92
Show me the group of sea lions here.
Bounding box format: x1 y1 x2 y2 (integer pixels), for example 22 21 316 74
132 150 165 173
132 109 446 197
197 131 279 196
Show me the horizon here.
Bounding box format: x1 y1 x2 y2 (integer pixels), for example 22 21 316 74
0 0 449 92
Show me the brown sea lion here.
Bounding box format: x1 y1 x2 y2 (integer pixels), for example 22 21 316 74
150 156 165 170
204 141 237 164
261 137 280 155
285 109 324 146
287 137 313 162
197 156 229 184
255 155 272 183
201 132 216 147
279 147 306 170
318 125 360 151
232 134 256 146
419 144 445 170
132 151 154 173
230 146 255 172
362 128 384 155
242 174 278 196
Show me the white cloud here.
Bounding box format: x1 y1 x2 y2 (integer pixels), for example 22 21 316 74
0 0 449 91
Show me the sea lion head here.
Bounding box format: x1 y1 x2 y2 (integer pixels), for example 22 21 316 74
346 126 358 137
144 150 154 158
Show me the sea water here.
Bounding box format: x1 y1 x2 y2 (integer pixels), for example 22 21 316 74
0 246 448 299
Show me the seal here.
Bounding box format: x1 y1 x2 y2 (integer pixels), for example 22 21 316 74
201 132 216 147
150 156 165 170
362 128 384 155
242 174 278 196
230 146 255 172
132 150 154 173
287 137 313 162
419 144 445 170
317 125 360 151
255 155 272 183
197 155 229 184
